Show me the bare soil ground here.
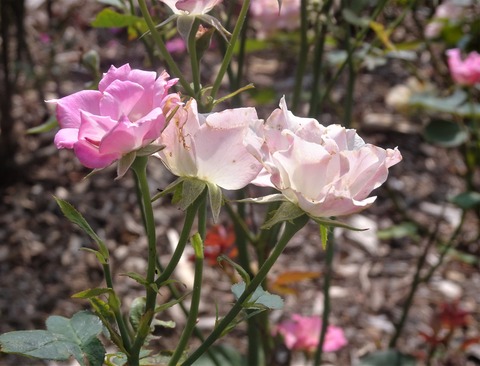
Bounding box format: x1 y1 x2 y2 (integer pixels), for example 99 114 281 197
1 2 479 365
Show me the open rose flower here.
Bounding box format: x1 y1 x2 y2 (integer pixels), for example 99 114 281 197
274 314 347 353
447 48 480 86
156 99 264 190
249 97 402 218
51 64 178 169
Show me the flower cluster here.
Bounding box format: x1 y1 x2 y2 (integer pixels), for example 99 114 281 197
53 64 401 220
447 48 480 86
274 314 347 353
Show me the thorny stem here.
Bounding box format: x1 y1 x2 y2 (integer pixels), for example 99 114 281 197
181 215 309 365
137 0 195 96
168 234 204 366
389 210 467 348
210 0 251 104
129 156 158 366
314 227 334 366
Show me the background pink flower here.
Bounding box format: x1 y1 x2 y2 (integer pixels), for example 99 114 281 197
274 314 347 353
250 0 300 39
249 97 402 218
52 64 178 169
447 48 480 86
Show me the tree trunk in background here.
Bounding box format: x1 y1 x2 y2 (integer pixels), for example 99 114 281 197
0 0 25 183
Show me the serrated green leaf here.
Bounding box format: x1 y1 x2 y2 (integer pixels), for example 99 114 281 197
0 311 105 366
261 201 305 229
377 222 418 240
129 297 146 332
121 272 149 286
26 116 58 134
206 181 222 223
231 281 283 310
91 8 142 28
72 288 113 299
194 344 246 366
409 90 468 115
423 119 468 148
359 349 416 366
154 293 190 313
54 197 109 260
450 191 480 210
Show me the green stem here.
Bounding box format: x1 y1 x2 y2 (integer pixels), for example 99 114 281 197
155 189 206 287
210 0 250 103
308 0 333 118
188 18 201 97
314 227 334 365
137 0 195 95
181 215 309 365
103 263 132 353
291 0 309 113
129 156 158 365
389 211 466 348
168 234 205 366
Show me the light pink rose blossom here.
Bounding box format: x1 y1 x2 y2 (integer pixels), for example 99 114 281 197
424 1 463 39
51 64 178 169
446 48 480 86
160 0 222 15
275 314 347 353
250 0 300 39
249 97 402 218
156 99 264 190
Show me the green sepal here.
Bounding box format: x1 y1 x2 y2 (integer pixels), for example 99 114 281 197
54 197 110 261
206 181 222 223
151 176 186 202
309 215 367 231
261 201 306 229
236 193 286 204
176 178 207 211
177 15 196 47
198 14 231 42
26 115 58 134
116 151 136 179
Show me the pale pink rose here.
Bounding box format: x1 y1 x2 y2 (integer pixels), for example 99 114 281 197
274 314 347 353
156 99 264 190
424 1 463 39
51 64 178 169
249 97 402 218
250 0 300 39
447 48 480 86
160 0 222 15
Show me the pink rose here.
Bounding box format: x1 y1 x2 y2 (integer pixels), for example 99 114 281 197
250 0 300 39
275 314 347 353
160 0 222 15
249 97 402 218
156 99 264 190
447 48 480 86
424 1 463 39
51 64 178 169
